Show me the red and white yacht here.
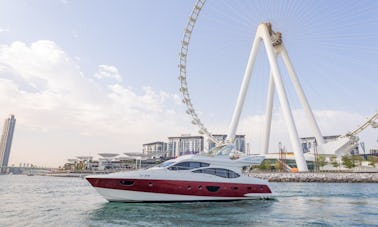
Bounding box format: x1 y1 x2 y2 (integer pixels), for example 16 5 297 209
86 149 272 202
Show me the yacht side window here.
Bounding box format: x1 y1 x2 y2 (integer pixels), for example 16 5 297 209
168 161 210 170
192 168 240 178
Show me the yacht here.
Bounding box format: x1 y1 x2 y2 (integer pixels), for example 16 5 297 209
86 149 272 202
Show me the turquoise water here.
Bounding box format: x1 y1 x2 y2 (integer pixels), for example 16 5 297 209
0 175 377 226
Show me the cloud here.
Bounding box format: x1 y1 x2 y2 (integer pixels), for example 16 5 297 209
94 64 122 82
0 40 192 167
0 27 9 33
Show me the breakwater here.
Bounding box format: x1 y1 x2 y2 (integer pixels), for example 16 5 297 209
249 172 378 183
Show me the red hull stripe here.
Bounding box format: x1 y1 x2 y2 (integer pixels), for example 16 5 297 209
86 178 272 197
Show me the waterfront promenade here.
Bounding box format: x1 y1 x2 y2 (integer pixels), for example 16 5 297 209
250 172 378 183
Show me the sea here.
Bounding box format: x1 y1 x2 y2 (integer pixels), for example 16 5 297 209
0 175 377 227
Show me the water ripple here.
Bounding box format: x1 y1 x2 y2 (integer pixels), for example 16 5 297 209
0 176 377 226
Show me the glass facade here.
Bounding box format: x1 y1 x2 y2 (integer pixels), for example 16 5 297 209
167 136 204 157
0 115 16 173
142 142 167 158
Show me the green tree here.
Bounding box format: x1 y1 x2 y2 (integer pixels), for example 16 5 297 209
274 161 282 171
352 155 363 166
259 160 272 170
330 156 339 168
342 155 355 169
367 156 378 167
331 160 339 168
317 155 327 167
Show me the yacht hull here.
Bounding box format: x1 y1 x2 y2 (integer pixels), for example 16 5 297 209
86 177 272 202
93 187 270 202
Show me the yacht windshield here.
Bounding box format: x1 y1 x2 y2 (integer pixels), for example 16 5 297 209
168 161 210 170
155 161 175 168
209 144 236 156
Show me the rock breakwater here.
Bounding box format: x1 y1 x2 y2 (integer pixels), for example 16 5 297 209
249 172 378 183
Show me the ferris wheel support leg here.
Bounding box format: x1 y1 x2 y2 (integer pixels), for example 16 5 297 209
263 71 275 155
227 36 262 143
279 46 325 145
260 25 308 172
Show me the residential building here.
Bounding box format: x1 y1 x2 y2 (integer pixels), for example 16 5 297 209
167 135 204 157
142 141 167 158
369 148 378 155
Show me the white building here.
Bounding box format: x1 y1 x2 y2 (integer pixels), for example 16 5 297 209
142 142 167 158
167 135 204 158
98 153 119 171
300 135 359 155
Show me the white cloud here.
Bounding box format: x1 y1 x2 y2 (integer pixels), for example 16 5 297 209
0 40 192 167
0 27 9 33
94 64 122 82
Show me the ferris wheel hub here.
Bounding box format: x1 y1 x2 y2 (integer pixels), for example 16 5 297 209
264 22 282 47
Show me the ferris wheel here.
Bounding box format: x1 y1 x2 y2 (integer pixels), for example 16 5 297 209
177 0 321 171
178 0 222 146
177 0 378 170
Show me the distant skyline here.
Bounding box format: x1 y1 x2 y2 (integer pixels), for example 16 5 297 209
0 0 377 167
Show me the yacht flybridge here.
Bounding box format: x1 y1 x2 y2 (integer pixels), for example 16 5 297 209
86 152 272 202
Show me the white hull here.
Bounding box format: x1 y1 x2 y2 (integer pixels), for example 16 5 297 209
93 187 270 202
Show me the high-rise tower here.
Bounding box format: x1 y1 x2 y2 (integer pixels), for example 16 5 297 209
0 115 16 173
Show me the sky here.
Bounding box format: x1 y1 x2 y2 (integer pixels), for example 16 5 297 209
0 0 377 167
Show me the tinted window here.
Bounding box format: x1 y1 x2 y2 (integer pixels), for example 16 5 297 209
192 168 240 178
168 161 209 170
206 186 220 192
120 180 134 186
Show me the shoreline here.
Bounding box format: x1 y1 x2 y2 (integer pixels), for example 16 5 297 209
249 172 378 183
8 171 378 183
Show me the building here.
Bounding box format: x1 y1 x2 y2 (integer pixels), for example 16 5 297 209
142 141 167 158
369 149 378 156
98 153 119 171
300 135 359 154
167 135 204 157
0 115 16 173
208 134 246 153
